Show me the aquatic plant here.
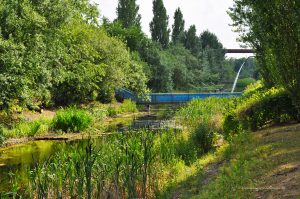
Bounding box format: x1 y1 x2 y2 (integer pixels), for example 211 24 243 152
10 129 173 198
52 107 93 133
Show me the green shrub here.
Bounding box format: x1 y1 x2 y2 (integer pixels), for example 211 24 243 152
176 98 232 129
107 107 119 117
238 87 298 131
52 107 93 133
242 81 264 98
236 78 256 89
89 108 108 120
174 137 198 165
120 99 137 113
193 121 217 154
223 113 242 141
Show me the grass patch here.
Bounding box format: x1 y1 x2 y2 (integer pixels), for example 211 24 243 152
107 99 138 117
166 124 300 199
2 119 52 138
52 107 93 133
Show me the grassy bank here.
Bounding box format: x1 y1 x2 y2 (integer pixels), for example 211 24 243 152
0 100 139 146
161 82 300 198
165 123 300 199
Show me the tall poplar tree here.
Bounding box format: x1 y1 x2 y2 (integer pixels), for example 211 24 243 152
172 8 185 44
184 25 201 55
150 0 170 48
117 0 141 28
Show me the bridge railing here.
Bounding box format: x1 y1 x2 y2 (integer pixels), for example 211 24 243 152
116 89 242 104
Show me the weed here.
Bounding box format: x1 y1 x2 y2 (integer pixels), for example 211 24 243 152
120 99 137 113
52 107 93 133
193 121 217 154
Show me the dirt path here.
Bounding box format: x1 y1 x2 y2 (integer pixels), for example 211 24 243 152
171 159 226 199
167 123 300 199
254 124 300 199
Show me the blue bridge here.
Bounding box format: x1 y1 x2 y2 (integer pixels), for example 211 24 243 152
116 89 242 104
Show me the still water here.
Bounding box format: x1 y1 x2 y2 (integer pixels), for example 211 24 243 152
0 105 179 192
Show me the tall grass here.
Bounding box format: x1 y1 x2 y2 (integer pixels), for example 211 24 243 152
52 107 93 133
2 119 52 138
107 99 138 117
9 129 182 198
175 97 235 158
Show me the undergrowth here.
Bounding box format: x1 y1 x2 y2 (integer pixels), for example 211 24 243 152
2 119 52 138
52 107 93 133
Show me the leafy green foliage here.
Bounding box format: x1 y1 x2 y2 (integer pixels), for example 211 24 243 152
150 0 170 48
223 112 242 141
172 8 185 44
229 0 300 115
0 0 148 110
3 119 51 138
193 121 218 153
117 0 141 28
52 107 93 133
237 87 298 131
175 98 233 161
103 20 147 52
184 25 201 55
236 78 256 90
199 31 225 79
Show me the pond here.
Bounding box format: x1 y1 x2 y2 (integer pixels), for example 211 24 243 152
0 105 180 193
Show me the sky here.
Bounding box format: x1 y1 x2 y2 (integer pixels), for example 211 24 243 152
94 0 252 58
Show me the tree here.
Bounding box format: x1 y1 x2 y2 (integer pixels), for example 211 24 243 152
184 25 201 55
172 8 185 44
200 30 223 50
0 0 148 108
117 0 141 28
150 0 170 48
199 30 225 81
228 0 300 115
103 19 147 52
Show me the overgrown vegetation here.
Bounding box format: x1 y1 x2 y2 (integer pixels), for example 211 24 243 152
52 107 93 133
229 0 300 115
223 81 299 139
1 0 299 198
0 0 148 110
2 119 51 139
196 123 300 199
3 129 199 198
0 100 138 142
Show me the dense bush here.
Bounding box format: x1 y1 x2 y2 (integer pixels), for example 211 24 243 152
0 0 148 109
236 78 256 90
193 120 218 153
174 134 198 165
176 98 231 129
222 82 299 133
238 88 298 130
120 99 138 113
223 113 241 141
175 98 233 159
52 108 93 133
